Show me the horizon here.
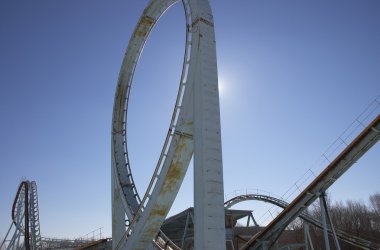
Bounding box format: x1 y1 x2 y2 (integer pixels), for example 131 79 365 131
1 0 379 239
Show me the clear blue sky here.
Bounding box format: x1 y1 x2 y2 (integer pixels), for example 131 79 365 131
1 0 379 239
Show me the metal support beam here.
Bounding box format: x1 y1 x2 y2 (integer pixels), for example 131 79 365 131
321 193 341 250
303 222 314 250
112 0 226 249
251 213 259 228
191 1 226 249
241 115 380 249
319 193 330 250
181 210 191 249
228 192 380 249
112 166 125 250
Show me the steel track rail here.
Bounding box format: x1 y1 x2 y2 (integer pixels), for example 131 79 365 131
29 181 42 249
11 181 31 250
112 0 218 249
225 193 380 249
3 180 43 250
11 182 26 232
5 183 26 250
241 115 380 250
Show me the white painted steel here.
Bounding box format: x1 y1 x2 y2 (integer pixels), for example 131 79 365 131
1 181 42 250
191 1 226 249
111 0 225 249
29 181 42 249
226 192 380 249
7 186 26 250
242 115 380 250
9 183 27 250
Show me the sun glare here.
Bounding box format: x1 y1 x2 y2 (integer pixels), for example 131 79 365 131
218 77 226 97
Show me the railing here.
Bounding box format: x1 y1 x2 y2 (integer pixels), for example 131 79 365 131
282 95 380 203
227 96 380 227
41 237 95 249
75 227 104 241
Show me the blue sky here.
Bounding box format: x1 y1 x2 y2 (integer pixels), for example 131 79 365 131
1 0 379 239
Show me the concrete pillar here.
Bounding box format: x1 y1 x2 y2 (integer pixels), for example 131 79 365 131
192 1 226 249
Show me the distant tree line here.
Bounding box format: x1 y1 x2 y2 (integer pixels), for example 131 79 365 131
278 192 380 249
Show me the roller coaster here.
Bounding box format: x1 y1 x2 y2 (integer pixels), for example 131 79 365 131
224 193 380 250
110 0 380 249
1 182 106 250
1 181 42 250
1 110 380 249
111 0 225 249
2 0 380 249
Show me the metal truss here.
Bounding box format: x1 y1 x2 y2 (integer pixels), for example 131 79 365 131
111 0 225 249
225 192 380 249
109 0 379 249
1 181 42 250
240 115 380 250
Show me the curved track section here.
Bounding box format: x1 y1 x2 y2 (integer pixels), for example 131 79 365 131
12 181 29 248
225 194 288 210
111 0 218 249
241 115 380 250
1 180 42 250
225 193 380 250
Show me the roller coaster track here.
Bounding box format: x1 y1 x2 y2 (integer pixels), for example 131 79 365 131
1 180 42 250
111 0 225 249
29 181 42 249
111 0 379 249
225 193 380 250
241 115 380 250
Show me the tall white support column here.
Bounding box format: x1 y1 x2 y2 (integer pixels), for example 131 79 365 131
112 164 125 250
192 1 226 249
112 0 227 248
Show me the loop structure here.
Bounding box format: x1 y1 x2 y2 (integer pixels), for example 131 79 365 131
111 0 226 249
1 180 42 250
